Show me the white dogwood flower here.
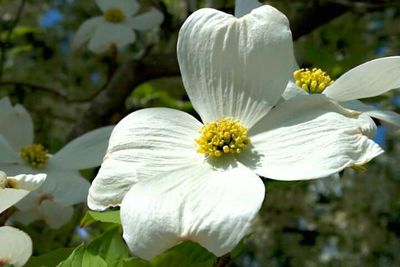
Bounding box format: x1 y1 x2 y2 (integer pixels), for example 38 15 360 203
88 5 383 260
73 0 164 53
0 226 32 267
284 57 400 127
0 171 46 213
0 97 113 228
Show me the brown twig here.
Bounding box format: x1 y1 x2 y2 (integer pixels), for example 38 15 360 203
215 254 232 267
66 52 180 141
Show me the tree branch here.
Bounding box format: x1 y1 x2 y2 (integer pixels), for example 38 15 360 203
67 53 180 140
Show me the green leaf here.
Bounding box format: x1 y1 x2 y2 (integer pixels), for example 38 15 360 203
80 210 121 227
57 244 107 267
87 227 130 267
150 242 215 267
25 248 75 267
118 258 151 267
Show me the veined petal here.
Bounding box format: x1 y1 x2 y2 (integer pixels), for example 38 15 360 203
0 188 29 213
51 126 114 170
0 226 32 267
72 17 102 50
88 22 136 54
121 162 264 260
239 95 383 180
341 100 400 127
234 0 262 17
96 0 139 17
323 56 400 101
88 108 203 211
177 6 294 128
0 97 33 151
127 8 164 31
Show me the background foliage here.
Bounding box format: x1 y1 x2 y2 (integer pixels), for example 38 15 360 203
1 0 399 266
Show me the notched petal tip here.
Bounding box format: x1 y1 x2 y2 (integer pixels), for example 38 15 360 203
177 5 294 128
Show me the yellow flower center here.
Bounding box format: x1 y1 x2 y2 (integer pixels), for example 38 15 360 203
103 8 125 23
20 144 49 169
293 68 334 94
196 118 250 158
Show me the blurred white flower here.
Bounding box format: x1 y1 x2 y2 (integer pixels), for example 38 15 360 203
0 97 113 228
284 57 400 127
88 5 382 260
0 171 46 213
0 226 32 267
72 0 164 54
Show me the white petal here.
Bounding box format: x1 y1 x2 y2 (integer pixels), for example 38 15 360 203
234 0 262 17
341 100 400 127
0 135 20 163
88 108 203 211
177 6 294 128
127 8 164 31
0 188 29 213
39 200 74 229
51 126 114 170
238 95 383 180
88 22 136 54
0 97 33 151
16 169 89 211
0 226 32 267
281 80 308 101
13 200 74 229
8 173 46 191
72 17 102 50
96 0 139 17
323 56 400 101
121 162 264 260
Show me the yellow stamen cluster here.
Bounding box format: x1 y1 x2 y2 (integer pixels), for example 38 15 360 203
196 118 250 158
293 68 334 94
20 144 49 169
103 8 125 23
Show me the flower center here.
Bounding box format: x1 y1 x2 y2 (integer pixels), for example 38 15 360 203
20 144 49 169
103 8 125 23
196 118 250 158
293 68 334 94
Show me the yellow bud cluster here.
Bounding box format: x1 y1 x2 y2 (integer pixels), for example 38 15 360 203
196 118 250 158
293 68 334 94
20 144 49 169
103 8 125 23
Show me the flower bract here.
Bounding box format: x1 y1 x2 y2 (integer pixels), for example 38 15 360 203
0 226 32 267
0 97 113 228
88 4 383 260
73 0 164 53
284 57 400 127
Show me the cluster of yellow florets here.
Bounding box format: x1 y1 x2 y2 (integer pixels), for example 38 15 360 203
20 144 49 169
196 117 250 158
293 68 334 94
104 8 125 23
